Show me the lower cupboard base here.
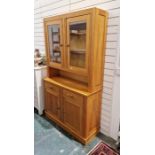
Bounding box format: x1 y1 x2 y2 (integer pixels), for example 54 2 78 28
45 111 100 144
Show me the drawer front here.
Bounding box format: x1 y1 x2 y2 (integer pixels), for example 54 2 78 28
63 89 83 103
44 81 59 96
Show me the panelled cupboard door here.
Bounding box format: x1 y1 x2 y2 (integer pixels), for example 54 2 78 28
45 19 64 68
66 15 90 75
63 95 83 135
44 88 60 120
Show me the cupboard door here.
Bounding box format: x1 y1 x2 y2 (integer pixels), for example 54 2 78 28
66 15 90 75
63 90 83 134
46 20 63 68
44 88 60 120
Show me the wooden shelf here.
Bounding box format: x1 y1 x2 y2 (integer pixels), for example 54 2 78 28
44 77 90 95
70 32 86 35
70 49 85 54
53 41 60 43
52 60 61 63
53 49 60 53
52 32 59 34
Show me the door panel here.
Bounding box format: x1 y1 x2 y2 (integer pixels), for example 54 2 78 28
46 20 63 68
63 92 83 134
45 89 60 119
66 15 90 75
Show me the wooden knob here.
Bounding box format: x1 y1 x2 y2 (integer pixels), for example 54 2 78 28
67 94 73 98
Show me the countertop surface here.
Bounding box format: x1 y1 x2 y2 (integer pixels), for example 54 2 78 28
34 65 47 70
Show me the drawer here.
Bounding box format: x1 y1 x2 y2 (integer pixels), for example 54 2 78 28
44 81 59 95
63 89 83 103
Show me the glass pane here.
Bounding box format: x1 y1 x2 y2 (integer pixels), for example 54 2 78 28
69 21 86 68
48 24 61 63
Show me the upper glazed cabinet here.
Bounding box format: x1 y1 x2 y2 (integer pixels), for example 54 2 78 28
45 15 90 75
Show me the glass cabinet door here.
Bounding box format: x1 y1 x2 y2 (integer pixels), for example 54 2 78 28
47 20 63 67
66 15 90 74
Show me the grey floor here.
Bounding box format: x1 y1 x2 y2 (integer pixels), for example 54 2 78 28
34 111 117 155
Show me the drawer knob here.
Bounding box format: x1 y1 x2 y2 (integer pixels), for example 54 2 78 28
67 94 74 98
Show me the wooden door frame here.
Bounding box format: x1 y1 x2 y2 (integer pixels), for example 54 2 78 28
65 15 90 75
44 19 64 69
45 88 60 120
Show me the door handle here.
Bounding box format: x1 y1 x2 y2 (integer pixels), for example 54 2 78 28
66 94 74 98
49 87 54 90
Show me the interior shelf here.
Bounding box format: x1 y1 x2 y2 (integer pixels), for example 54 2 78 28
70 49 85 54
70 29 86 35
53 49 60 53
52 32 59 34
70 32 86 35
53 41 60 43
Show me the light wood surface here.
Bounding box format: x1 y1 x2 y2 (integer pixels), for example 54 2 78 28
44 81 59 96
44 77 91 96
43 8 108 144
63 90 83 135
59 70 88 84
44 86 60 120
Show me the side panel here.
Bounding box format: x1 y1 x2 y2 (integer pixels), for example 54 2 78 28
84 91 102 137
89 9 108 91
